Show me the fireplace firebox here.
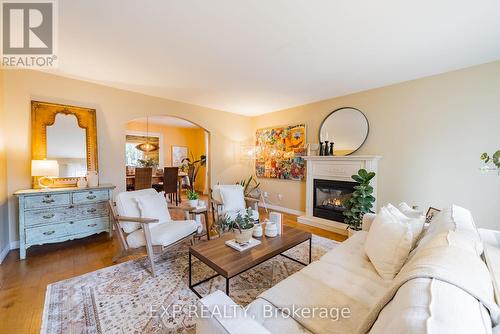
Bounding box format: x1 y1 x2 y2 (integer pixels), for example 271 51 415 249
313 179 357 222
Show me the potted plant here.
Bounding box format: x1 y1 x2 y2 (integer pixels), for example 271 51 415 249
237 175 261 198
137 157 158 169
480 150 500 175
216 208 255 244
186 189 199 207
343 169 376 237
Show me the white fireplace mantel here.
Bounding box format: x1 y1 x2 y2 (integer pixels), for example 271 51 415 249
298 155 381 236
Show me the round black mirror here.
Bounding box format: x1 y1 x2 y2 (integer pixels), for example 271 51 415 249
318 107 369 156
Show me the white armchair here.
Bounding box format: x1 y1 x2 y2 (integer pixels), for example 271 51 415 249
110 188 198 276
210 185 260 225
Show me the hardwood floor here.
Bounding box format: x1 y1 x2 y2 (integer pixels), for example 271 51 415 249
0 206 345 333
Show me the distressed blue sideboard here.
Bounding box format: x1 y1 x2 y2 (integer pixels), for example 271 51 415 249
14 184 115 259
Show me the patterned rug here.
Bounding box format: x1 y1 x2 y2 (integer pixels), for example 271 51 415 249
42 235 338 334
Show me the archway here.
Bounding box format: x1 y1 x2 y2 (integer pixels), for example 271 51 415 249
124 115 210 202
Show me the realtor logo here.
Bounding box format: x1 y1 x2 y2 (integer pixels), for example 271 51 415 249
1 0 58 68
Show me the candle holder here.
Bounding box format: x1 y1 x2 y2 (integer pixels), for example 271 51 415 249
319 142 324 156
329 142 334 156
324 141 330 156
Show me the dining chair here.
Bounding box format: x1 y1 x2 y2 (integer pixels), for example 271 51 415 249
135 167 153 190
163 167 179 205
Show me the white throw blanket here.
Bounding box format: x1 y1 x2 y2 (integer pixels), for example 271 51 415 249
260 242 500 334
357 242 500 333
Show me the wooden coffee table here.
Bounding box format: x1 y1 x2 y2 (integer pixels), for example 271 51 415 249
188 226 312 298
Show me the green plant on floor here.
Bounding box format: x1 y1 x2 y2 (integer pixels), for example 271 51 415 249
237 175 261 198
215 208 255 234
343 169 376 231
186 189 199 200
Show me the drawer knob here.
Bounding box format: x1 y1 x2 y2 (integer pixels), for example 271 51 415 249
69 221 74 225
86 195 97 200
87 208 97 213
43 230 55 235
42 213 55 219
42 199 55 204
88 223 98 227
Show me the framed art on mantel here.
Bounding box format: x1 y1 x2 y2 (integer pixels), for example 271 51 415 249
255 124 306 180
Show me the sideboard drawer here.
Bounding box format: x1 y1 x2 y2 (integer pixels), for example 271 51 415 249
24 206 75 227
25 217 109 244
73 190 109 204
77 217 109 234
25 193 71 210
78 202 109 218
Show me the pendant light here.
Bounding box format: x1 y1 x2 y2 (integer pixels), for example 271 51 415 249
136 116 159 153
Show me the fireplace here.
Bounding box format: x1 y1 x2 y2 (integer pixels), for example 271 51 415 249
313 179 357 222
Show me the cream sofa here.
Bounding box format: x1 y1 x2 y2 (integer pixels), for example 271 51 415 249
196 205 499 334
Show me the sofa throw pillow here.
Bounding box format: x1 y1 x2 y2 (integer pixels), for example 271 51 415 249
219 186 246 212
365 206 413 280
397 202 424 218
386 203 425 248
135 192 171 228
421 204 483 255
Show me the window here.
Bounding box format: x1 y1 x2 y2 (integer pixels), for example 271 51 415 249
125 134 160 167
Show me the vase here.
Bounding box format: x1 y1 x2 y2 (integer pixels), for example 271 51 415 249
76 177 88 189
253 223 263 238
188 199 199 207
234 227 254 244
265 221 278 237
86 171 99 187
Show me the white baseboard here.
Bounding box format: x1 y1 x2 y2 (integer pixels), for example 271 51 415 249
0 244 10 264
10 240 20 249
258 203 305 216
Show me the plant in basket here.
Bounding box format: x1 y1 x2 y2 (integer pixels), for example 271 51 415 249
216 208 255 244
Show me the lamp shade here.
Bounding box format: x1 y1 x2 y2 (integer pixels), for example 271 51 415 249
31 160 59 177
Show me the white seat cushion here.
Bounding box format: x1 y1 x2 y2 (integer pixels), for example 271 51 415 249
135 192 171 223
126 220 198 248
218 185 246 211
365 207 413 280
115 188 163 233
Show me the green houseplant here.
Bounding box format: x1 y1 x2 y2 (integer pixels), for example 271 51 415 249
343 169 376 233
186 189 199 207
216 208 255 244
237 175 261 198
137 157 158 168
481 150 500 175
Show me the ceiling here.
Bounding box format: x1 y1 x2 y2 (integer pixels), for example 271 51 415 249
48 0 500 116
132 116 199 128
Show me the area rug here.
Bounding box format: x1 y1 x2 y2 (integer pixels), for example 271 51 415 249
42 235 338 334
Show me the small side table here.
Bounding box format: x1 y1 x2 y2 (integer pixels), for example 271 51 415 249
183 205 211 240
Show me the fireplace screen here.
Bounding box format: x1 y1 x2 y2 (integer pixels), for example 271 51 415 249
313 179 357 222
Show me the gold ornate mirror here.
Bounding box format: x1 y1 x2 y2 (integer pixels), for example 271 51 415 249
31 101 98 188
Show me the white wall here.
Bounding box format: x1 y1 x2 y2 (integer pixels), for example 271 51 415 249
253 61 500 230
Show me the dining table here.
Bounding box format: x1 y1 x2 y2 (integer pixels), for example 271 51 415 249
126 171 189 199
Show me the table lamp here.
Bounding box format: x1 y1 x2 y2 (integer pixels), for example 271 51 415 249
32 160 59 188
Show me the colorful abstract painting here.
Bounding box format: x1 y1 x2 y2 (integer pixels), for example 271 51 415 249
255 124 306 180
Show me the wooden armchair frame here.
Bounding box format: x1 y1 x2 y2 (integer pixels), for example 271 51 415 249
109 200 197 276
